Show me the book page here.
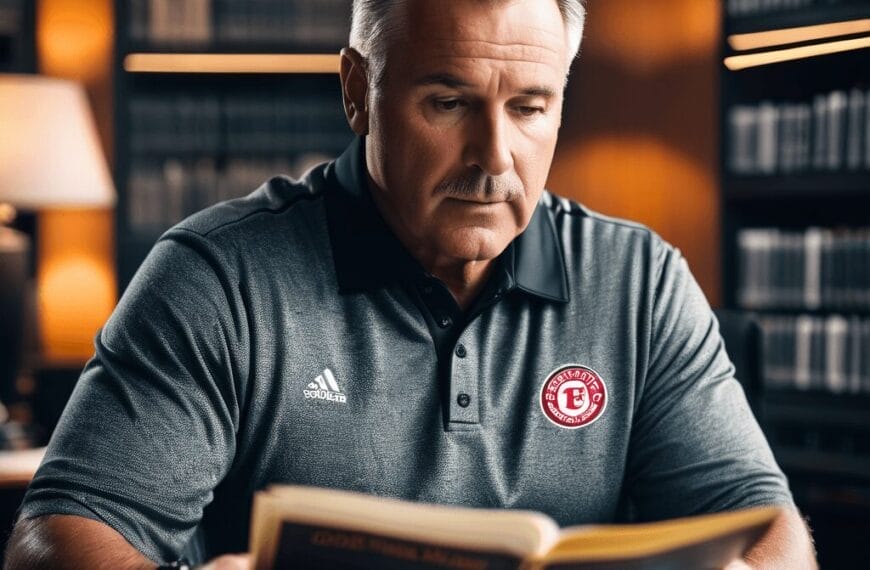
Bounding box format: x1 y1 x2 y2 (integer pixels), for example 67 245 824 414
538 506 781 567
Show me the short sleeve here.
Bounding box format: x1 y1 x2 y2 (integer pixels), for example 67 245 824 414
18 231 248 564
626 241 793 520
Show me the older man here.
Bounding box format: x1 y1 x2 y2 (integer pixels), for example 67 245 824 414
6 0 815 568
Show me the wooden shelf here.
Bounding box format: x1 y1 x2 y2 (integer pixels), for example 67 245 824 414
764 390 870 429
740 307 870 318
123 52 340 74
723 173 870 200
774 448 870 479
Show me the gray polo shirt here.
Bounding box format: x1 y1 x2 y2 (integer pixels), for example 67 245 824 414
20 137 792 564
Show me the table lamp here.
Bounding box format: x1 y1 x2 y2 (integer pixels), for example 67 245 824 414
0 73 115 448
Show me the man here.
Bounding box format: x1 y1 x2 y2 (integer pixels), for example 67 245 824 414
6 1 816 568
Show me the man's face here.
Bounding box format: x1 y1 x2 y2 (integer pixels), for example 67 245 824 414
362 0 568 265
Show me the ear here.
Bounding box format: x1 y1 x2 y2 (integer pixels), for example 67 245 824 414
339 47 370 136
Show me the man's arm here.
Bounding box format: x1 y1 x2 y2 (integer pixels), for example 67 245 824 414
4 515 154 570
4 515 251 570
726 508 817 570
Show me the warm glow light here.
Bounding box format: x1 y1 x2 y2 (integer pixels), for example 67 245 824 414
35 0 117 364
38 0 113 81
37 210 116 363
548 136 719 301
724 36 870 70
728 19 870 51
584 0 717 73
124 53 341 74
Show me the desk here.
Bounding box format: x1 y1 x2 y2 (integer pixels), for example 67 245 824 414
0 447 44 556
0 447 45 488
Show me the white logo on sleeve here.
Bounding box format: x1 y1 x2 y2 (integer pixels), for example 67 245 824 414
303 368 347 404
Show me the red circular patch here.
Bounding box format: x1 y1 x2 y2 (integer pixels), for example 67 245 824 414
540 365 607 429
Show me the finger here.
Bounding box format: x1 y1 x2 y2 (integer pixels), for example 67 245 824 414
197 553 251 570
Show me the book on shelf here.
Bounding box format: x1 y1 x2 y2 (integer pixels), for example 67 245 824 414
128 0 352 47
760 314 870 394
728 87 868 176
249 485 782 570
738 227 870 311
725 0 855 18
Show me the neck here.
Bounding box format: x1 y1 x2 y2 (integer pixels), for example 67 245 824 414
421 256 496 311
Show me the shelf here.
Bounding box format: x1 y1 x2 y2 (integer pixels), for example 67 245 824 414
774 448 870 479
723 173 870 200
123 53 340 74
728 18 870 52
739 307 870 318
726 3 870 35
724 35 870 70
764 390 870 429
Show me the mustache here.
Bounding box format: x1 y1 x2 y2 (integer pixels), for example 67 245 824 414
434 171 523 201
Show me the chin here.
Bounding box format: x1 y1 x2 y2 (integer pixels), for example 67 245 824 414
440 227 512 262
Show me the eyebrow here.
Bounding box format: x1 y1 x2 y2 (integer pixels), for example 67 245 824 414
414 72 557 98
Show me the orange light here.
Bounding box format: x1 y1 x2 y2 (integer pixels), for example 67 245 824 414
728 19 870 51
583 0 717 74
725 36 870 70
548 136 719 303
37 209 116 364
124 53 341 74
38 0 113 82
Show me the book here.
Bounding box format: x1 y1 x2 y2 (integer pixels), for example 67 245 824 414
249 485 783 570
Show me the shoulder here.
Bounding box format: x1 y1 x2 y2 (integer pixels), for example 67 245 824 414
541 190 675 267
172 165 329 240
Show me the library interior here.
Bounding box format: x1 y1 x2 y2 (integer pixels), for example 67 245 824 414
0 0 868 567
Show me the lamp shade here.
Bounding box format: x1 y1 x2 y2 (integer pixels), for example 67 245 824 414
0 74 115 209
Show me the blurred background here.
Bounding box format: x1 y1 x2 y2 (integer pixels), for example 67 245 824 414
0 0 868 566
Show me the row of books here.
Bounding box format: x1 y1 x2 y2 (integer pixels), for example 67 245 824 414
726 0 851 17
126 154 331 235
738 227 870 310
728 88 869 175
127 0 351 47
128 94 352 155
759 315 870 395
728 87 870 175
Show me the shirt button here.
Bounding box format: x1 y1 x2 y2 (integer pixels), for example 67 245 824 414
438 317 452 328
457 393 471 408
455 344 467 358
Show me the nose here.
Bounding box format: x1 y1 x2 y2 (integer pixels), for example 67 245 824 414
462 108 514 177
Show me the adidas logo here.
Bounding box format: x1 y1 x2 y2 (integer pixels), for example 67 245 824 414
303 368 347 404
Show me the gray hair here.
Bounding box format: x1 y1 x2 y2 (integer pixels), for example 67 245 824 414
349 0 586 85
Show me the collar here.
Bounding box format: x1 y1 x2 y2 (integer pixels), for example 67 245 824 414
324 136 569 303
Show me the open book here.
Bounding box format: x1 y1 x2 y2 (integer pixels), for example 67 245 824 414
250 485 781 570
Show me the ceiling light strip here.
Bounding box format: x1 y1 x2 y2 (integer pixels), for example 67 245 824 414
728 18 870 51
124 53 341 74
724 36 870 70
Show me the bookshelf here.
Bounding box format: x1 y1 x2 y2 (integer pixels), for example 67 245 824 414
0 0 34 72
720 0 870 565
114 0 355 290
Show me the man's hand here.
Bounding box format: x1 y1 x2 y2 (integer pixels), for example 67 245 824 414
197 554 250 570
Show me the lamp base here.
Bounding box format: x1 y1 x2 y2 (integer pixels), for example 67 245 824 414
0 226 30 440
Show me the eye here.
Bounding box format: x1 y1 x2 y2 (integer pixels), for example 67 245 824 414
515 105 545 117
433 98 466 112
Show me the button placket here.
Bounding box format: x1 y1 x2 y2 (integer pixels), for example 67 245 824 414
448 334 479 425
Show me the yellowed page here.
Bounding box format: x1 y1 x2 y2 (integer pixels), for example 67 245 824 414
541 506 781 564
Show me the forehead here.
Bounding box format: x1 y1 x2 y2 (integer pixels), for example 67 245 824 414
396 0 568 80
